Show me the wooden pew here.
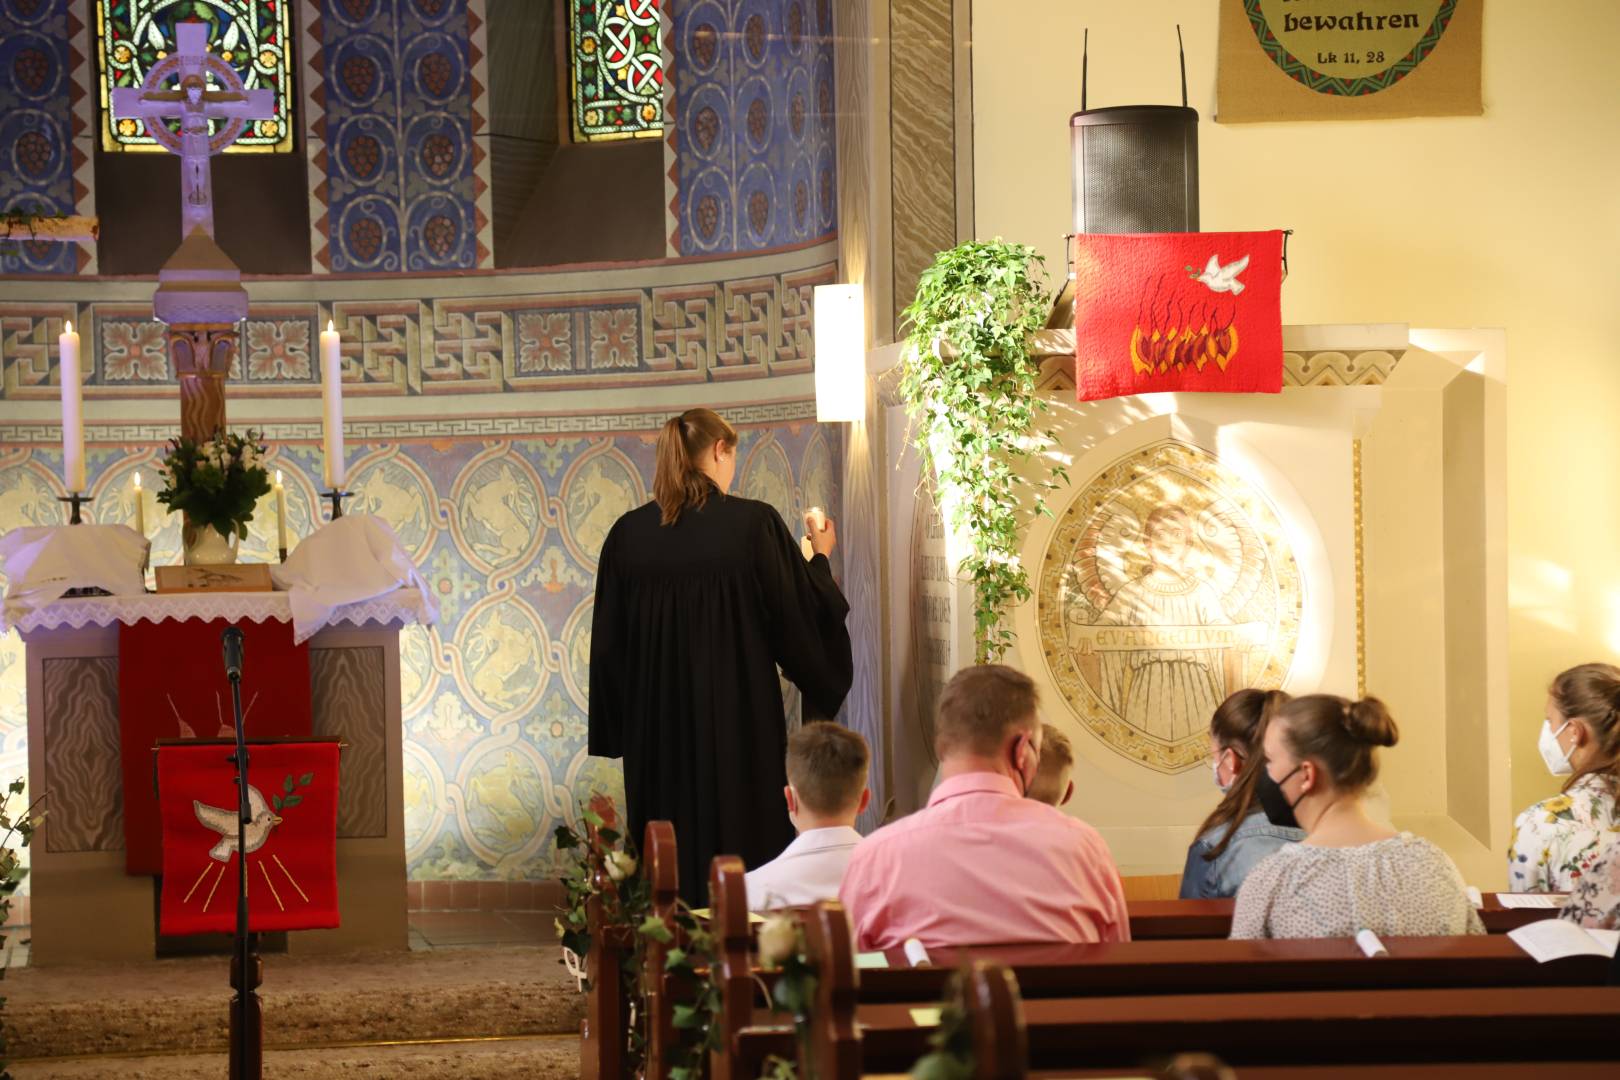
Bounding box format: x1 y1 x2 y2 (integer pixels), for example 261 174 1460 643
642 821 680 1080
1128 895 1562 939
735 900 1620 1078
639 834 1593 1080
579 821 633 1080
709 853 755 1080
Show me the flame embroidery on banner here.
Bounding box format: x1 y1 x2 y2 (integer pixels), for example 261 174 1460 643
1129 273 1241 377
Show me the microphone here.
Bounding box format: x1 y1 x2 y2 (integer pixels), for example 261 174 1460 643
222 626 244 682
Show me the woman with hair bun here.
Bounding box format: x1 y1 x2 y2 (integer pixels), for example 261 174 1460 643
1507 663 1620 893
1230 694 1483 939
588 409 854 903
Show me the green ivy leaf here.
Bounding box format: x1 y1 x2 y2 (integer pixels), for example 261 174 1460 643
299 773 314 786
637 915 673 943
283 776 294 795
272 795 283 811
282 795 302 808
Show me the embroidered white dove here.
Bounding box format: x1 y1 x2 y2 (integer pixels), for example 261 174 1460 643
194 785 282 862
1188 254 1250 295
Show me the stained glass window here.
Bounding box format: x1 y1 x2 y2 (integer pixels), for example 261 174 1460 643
569 0 664 142
97 1 294 152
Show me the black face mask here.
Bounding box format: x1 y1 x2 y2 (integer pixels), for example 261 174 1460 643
1255 764 1303 829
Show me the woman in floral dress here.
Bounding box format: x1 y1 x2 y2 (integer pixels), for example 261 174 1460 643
1562 842 1620 928
1506 664 1620 893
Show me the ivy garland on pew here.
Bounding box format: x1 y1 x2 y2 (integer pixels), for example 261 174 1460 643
899 239 1065 661
637 902 721 1080
755 913 820 1080
555 794 652 1074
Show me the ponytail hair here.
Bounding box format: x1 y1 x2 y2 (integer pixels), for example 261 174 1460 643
1197 688 1290 859
1272 694 1398 794
653 408 738 525
1549 663 1620 795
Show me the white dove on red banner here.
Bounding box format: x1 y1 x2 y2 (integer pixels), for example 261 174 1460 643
193 785 282 861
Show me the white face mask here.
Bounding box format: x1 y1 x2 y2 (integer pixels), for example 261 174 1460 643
1538 719 1573 776
1211 751 1231 793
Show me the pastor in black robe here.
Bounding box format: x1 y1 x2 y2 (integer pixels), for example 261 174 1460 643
587 490 854 904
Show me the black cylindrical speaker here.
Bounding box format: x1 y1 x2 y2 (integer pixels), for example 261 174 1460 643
1069 104 1199 235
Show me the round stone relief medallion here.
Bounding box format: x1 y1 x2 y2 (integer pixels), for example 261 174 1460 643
1037 439 1302 774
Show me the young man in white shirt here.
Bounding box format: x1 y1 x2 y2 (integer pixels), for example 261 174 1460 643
746 722 870 911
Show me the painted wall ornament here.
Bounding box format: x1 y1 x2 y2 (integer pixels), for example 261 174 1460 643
1037 439 1302 774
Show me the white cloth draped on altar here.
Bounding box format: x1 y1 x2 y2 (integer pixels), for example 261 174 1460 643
0 524 148 630
272 514 438 643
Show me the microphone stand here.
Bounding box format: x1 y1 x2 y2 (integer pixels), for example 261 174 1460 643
222 627 262 1080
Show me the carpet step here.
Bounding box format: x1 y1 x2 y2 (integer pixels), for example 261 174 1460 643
6 946 584 1060
12 1033 579 1079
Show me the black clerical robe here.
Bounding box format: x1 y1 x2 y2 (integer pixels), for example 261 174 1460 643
587 493 853 904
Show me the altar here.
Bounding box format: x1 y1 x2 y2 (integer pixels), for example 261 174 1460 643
17 589 430 964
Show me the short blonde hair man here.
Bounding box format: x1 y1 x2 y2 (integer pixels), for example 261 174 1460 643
1027 723 1074 807
746 723 871 911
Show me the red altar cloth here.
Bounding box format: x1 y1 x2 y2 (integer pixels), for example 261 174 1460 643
119 619 312 874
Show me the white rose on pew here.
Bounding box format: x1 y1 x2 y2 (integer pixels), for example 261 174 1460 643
605 851 638 882
757 913 800 969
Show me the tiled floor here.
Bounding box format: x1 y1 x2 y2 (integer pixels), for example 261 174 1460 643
0 911 557 967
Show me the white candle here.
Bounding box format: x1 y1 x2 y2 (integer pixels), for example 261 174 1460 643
320 320 345 489
274 469 288 552
132 470 146 537
59 320 85 492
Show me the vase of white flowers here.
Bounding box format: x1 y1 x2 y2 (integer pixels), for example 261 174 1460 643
155 429 273 565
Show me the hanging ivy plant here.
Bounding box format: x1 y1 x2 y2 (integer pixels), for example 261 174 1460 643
900 240 1065 661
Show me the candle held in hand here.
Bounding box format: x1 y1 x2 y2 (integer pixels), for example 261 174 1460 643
59 320 85 492
320 320 345 489
274 469 289 552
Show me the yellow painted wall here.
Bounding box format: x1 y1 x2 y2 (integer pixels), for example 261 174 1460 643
972 1 1620 830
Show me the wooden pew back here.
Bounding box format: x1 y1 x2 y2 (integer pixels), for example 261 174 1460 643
643 821 679 1080
802 901 862 1080
709 854 754 1080
580 821 627 1080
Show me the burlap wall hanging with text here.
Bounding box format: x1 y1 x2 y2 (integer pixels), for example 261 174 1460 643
1217 0 1483 122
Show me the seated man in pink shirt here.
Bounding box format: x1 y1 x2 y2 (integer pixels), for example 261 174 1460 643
839 664 1129 950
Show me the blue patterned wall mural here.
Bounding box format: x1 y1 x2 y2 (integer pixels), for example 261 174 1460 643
0 426 839 881
673 0 837 256
306 0 491 272
0 243 844 884
0 0 92 275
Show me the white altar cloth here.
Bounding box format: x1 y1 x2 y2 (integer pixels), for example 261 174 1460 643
5 587 434 637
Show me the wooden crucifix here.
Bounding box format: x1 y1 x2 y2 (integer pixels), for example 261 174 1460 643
110 21 273 240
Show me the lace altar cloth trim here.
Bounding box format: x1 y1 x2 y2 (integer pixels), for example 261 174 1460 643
8 590 433 635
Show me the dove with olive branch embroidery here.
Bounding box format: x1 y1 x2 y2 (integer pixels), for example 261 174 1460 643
1186 254 1251 295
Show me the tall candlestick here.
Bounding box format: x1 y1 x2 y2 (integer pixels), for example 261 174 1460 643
320 320 345 489
59 320 85 492
274 469 289 554
132 470 146 537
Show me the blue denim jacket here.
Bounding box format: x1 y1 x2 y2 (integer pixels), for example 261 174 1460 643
1179 809 1305 900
